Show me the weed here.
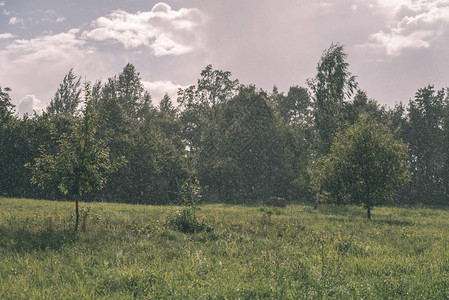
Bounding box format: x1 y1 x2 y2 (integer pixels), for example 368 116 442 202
80 207 91 232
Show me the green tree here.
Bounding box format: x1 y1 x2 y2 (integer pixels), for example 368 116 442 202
344 90 386 125
197 86 292 202
0 86 19 197
47 68 82 117
405 85 447 204
178 64 239 152
275 86 311 124
0 86 15 123
156 94 181 140
117 63 146 118
309 116 410 219
28 83 124 231
93 65 189 204
307 43 358 154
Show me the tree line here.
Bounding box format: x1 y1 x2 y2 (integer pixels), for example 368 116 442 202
1 43 448 208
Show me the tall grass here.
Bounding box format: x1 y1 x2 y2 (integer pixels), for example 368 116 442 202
1 197 449 298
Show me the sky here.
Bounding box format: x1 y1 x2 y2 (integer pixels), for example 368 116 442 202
1 0 448 116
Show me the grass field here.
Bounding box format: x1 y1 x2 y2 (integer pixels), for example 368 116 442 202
1 197 449 299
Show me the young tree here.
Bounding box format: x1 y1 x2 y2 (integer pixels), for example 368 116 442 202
309 116 410 219
28 83 124 231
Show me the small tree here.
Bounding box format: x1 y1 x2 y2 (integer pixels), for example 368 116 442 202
308 116 410 219
27 83 125 231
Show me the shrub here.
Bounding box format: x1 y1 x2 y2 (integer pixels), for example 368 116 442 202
166 208 212 234
167 178 212 233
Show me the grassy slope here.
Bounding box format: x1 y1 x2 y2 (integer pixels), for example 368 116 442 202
1 197 449 299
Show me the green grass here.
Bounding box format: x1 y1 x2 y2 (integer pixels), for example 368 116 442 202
1 198 449 299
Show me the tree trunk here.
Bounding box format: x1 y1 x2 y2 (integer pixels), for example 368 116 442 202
75 199 79 232
367 205 371 220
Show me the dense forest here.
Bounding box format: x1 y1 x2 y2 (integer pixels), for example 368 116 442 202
1 44 448 206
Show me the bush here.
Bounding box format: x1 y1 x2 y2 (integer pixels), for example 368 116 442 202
166 208 212 234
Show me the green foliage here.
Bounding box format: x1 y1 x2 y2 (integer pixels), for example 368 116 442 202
47 68 82 117
92 64 190 204
273 85 311 124
307 43 358 154
179 177 202 207
27 83 125 231
344 90 387 125
167 178 212 233
2 55 449 209
166 207 212 234
28 83 123 197
405 85 448 204
0 86 15 123
309 116 411 219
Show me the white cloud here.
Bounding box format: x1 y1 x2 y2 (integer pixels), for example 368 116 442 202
0 33 16 39
9 17 24 25
152 2 171 13
3 9 10 16
0 2 4 7
83 2 205 56
17 94 44 116
142 80 186 104
0 29 95 110
56 17 66 23
371 30 432 56
364 0 449 55
3 29 85 63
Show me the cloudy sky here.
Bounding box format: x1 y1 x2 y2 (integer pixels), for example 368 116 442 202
1 0 448 115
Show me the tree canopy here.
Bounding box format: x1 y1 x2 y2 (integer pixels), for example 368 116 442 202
2 44 449 208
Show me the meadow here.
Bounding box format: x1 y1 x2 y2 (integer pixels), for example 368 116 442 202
1 197 449 299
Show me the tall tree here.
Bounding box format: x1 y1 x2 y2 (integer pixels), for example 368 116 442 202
178 64 239 152
47 68 82 117
309 116 410 219
0 86 18 197
197 86 293 202
117 63 146 118
307 43 358 154
405 85 447 204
